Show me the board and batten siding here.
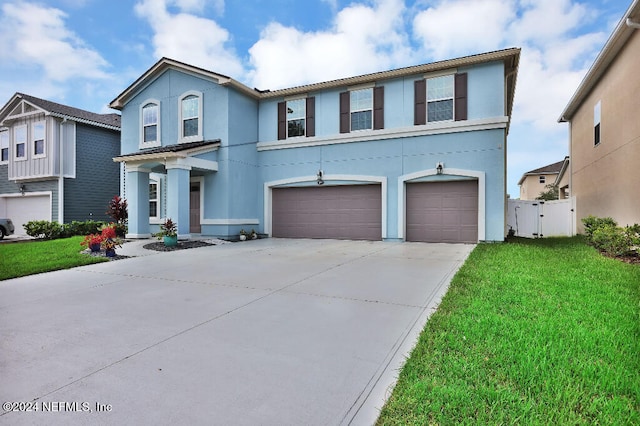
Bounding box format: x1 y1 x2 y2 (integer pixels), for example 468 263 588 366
8 115 57 180
63 124 120 222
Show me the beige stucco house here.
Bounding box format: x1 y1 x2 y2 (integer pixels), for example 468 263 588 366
518 157 570 200
559 0 640 231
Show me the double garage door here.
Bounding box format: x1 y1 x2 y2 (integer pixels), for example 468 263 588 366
271 180 478 243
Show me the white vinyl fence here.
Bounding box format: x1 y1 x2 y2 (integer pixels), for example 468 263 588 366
507 197 576 238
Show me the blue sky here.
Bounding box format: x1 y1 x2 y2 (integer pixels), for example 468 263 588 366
0 0 631 197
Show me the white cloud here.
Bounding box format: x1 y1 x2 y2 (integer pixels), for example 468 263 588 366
247 0 413 90
0 1 109 82
134 0 241 77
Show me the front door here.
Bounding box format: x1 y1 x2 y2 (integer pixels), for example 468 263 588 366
190 182 201 234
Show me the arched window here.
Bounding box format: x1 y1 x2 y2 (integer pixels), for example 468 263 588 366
140 100 160 148
179 91 202 142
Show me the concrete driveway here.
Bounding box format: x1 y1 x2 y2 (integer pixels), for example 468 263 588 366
0 238 473 425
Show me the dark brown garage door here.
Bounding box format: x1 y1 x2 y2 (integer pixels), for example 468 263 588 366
272 185 382 240
406 180 478 243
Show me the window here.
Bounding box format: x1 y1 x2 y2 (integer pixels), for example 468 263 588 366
277 97 315 140
539 176 546 184
149 181 159 218
287 98 306 137
414 73 467 125
141 102 160 147
340 87 384 133
14 125 26 160
0 129 8 163
179 91 202 141
33 122 45 157
594 101 601 146
350 88 373 131
427 75 454 122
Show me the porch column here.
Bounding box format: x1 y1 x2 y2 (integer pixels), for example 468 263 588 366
166 163 191 239
125 165 151 238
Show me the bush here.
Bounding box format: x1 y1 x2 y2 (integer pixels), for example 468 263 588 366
582 215 617 241
23 220 64 240
24 220 106 240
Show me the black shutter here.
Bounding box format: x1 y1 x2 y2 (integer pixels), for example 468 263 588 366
306 97 315 137
455 73 468 121
340 91 350 133
277 101 286 140
414 79 426 125
373 86 384 130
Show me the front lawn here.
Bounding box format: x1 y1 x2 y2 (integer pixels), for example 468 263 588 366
0 236 108 281
377 237 639 425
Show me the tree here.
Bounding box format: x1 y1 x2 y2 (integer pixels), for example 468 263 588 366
536 184 559 201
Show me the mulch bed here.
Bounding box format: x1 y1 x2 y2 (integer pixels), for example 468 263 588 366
143 240 215 251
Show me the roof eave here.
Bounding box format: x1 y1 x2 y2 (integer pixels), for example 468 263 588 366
559 0 640 122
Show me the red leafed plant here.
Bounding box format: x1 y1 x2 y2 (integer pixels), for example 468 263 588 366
81 234 103 248
101 225 117 240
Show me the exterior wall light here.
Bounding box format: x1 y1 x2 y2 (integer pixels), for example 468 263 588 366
436 162 444 175
317 170 324 185
19 184 26 195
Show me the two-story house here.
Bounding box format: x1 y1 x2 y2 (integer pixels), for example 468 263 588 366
559 0 640 231
517 157 570 200
0 93 121 235
110 48 520 243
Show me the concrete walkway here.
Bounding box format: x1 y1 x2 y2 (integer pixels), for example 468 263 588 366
0 239 473 425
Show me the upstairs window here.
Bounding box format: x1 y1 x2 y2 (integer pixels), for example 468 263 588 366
0 129 8 163
427 75 454 122
539 176 546 184
340 86 384 133
14 125 26 160
594 101 601 146
277 97 315 140
141 102 160 147
32 122 45 157
179 92 202 141
287 98 306 137
415 73 467 125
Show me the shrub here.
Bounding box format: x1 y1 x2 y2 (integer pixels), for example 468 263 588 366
581 215 617 241
23 220 64 240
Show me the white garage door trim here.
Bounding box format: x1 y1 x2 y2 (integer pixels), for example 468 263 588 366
398 167 485 240
264 174 387 238
0 191 52 235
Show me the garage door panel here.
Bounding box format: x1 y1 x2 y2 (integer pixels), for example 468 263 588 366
4 195 51 235
406 180 478 243
272 185 381 241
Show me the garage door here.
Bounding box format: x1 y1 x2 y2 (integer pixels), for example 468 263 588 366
2 195 51 235
272 185 382 240
406 180 478 243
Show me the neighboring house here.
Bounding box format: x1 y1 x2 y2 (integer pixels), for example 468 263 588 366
518 156 570 200
109 48 520 243
559 0 640 231
0 93 121 235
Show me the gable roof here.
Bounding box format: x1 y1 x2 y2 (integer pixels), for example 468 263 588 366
559 0 640 122
518 157 569 185
0 93 121 130
109 48 520 118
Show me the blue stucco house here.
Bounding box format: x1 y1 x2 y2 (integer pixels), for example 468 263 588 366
0 93 121 235
110 48 520 243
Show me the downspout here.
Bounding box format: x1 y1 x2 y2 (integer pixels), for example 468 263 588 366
626 18 640 29
58 118 67 224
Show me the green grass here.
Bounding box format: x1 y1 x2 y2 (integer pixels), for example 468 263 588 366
377 237 640 425
0 236 108 280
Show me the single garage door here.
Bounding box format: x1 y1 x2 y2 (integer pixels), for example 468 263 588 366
272 185 382 240
2 195 51 235
406 180 478 243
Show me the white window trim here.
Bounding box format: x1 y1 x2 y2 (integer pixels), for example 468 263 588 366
32 121 46 159
350 87 373 132
539 175 546 184
426 74 455 123
178 91 203 143
149 178 160 221
140 99 161 148
14 124 27 161
286 97 306 139
0 128 9 164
